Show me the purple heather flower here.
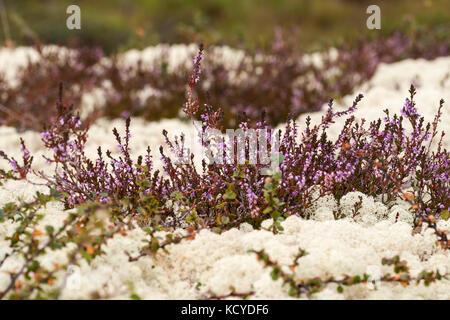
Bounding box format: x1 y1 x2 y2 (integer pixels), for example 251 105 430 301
41 132 51 140
9 160 19 172
401 99 418 118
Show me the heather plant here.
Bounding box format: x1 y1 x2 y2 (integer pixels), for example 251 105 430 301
35 86 171 224
0 50 449 302
0 45 103 130
179 47 449 231
100 53 188 120
0 47 448 245
192 29 333 127
0 138 33 181
96 26 450 127
1 27 449 130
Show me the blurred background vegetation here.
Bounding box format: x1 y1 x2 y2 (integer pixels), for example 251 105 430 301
1 0 449 53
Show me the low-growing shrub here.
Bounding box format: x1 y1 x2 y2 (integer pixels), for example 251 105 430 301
186 26 450 127
0 190 126 299
0 183 206 300
1 26 449 130
252 249 449 298
0 45 449 300
0 46 103 131
1 46 448 240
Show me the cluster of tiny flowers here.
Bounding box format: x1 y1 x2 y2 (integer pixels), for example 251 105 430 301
190 43 203 85
0 138 33 180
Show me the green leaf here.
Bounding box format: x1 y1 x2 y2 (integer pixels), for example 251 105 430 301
273 171 282 181
441 210 449 221
233 169 246 178
337 285 344 293
45 225 55 234
130 293 141 300
80 250 93 262
288 287 297 297
143 181 152 188
161 61 168 75
223 190 236 200
263 207 273 214
27 260 40 272
51 241 63 250
271 211 280 220
270 269 280 281
170 191 183 200
215 202 226 209
264 183 273 190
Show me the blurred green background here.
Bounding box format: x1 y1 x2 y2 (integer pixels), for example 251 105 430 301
1 0 449 53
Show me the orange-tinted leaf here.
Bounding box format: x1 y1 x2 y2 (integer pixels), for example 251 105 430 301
32 229 44 236
187 234 196 241
403 192 414 201
341 143 350 150
136 28 145 38
186 226 195 234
